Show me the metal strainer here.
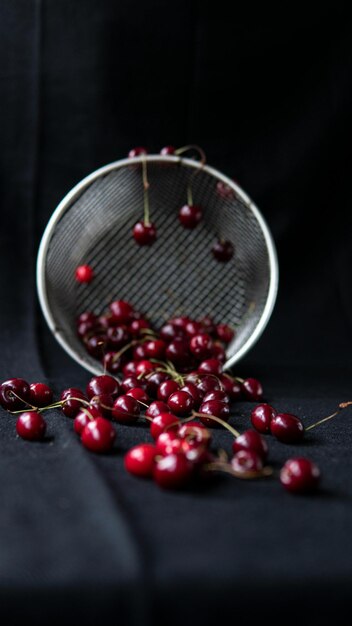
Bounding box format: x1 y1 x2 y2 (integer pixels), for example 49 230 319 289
36 154 278 376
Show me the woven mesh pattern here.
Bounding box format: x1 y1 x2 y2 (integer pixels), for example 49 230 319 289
42 157 274 374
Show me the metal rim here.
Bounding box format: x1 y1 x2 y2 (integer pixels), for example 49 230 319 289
36 154 279 375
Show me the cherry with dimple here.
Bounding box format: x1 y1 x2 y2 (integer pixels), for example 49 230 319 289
150 412 180 440
145 401 169 419
16 411 46 441
0 378 31 411
251 403 277 434
126 387 149 405
112 395 140 424
86 375 120 400
232 429 268 461
198 399 230 427
61 388 87 418
89 394 114 418
270 413 305 443
231 449 263 474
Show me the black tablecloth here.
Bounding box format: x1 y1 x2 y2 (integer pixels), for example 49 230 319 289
1 2 352 625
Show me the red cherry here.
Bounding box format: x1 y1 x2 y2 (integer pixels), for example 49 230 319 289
178 204 202 228
0 378 31 411
160 145 175 155
89 394 114 418
190 334 213 359
145 339 166 360
84 334 107 358
231 449 263 473
133 344 148 360
121 376 146 393
75 264 94 283
60 388 86 418
86 375 119 400
211 343 226 363
241 378 263 402
160 323 185 342
216 180 235 199
165 338 191 368
145 401 169 419
219 375 242 401
112 395 140 424
102 351 125 375
130 318 151 336
202 390 230 404
153 453 193 489
177 421 211 446
16 411 46 441
216 323 235 344
185 321 203 337
198 358 222 376
199 316 216 335
109 300 134 324
157 380 180 402
77 319 97 337
167 390 194 416
77 311 97 325
135 360 155 377
73 407 102 435
133 221 157 246
29 382 53 408
270 413 305 443
251 403 277 434
126 387 149 404
280 458 320 493
232 429 268 461
179 383 203 409
144 371 169 398
155 431 182 456
81 417 116 453
128 146 147 158
168 316 190 330
124 444 157 477
150 413 180 440
106 326 130 349
197 375 220 396
211 240 234 262
123 361 138 377
198 400 230 427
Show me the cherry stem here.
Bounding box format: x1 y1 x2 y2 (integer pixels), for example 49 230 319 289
175 144 206 210
9 391 36 411
142 155 150 226
204 461 273 480
192 411 240 438
306 401 352 431
112 340 137 362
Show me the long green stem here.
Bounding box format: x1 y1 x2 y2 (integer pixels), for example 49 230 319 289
192 411 240 438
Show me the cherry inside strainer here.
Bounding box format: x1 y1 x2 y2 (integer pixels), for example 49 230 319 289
36 154 279 376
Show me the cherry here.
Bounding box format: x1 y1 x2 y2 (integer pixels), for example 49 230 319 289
109 300 134 324
211 240 234 262
145 339 166 360
160 323 184 342
232 429 268 461
219 375 242 401
61 388 86 418
165 338 191 367
231 449 263 473
155 431 182 456
112 395 140 424
133 344 148 360
280 458 320 493
251 403 277 434
74 407 102 435
146 401 169 418
98 313 114 328
199 316 216 335
179 383 203 409
190 334 213 359
121 376 146 393
198 399 230 427
84 334 107 358
157 380 180 402
133 221 157 246
197 375 220 396
86 375 119 400
130 318 151 336
216 323 235 344
145 371 170 398
75 264 94 283
150 413 180 439
216 180 235 199
169 316 190 330
77 311 97 325
77 320 97 337
128 146 147 158
211 343 226 363
178 421 211 446
103 351 124 374
198 358 222 376
135 360 155 376
153 453 193 489
126 387 149 404
185 321 203 337
167 390 194 416
0 378 31 411
16 411 46 441
160 145 175 155
242 378 263 402
202 390 230 404
270 413 305 443
125 444 157 477
89 394 114 418
178 204 202 228
123 361 138 377
106 326 130 349
81 417 116 453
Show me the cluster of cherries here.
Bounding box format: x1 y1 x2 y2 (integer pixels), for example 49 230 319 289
0 298 337 495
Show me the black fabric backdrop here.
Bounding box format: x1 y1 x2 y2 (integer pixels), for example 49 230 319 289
1 2 352 625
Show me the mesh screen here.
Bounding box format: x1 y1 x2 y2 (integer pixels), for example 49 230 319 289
43 157 273 374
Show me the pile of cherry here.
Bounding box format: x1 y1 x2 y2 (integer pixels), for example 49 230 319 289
1 299 346 495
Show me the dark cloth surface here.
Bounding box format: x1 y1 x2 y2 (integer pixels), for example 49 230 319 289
1 2 352 625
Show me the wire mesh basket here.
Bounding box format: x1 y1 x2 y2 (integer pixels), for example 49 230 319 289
36 154 278 376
